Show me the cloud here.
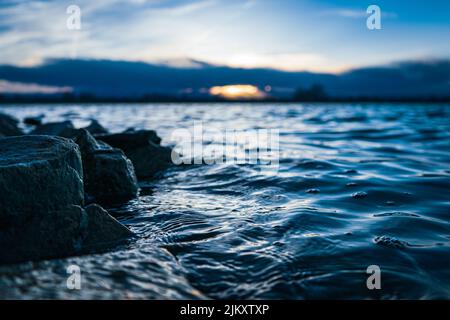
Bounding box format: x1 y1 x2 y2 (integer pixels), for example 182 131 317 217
0 79 72 94
218 53 347 73
0 0 219 65
321 8 398 19
164 0 216 16
0 0 446 74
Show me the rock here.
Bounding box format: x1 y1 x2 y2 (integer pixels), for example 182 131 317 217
83 119 108 135
31 120 75 137
0 113 18 125
23 115 44 126
373 235 409 249
0 113 23 137
85 150 139 203
0 135 133 264
0 205 86 264
96 130 162 148
126 144 173 179
0 204 133 264
0 135 84 224
74 129 138 204
74 128 109 155
96 130 173 178
83 204 133 249
352 191 368 199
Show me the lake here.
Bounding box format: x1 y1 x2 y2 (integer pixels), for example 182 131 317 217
0 103 449 299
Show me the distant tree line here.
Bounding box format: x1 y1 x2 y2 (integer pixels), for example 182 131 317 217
1 87 450 104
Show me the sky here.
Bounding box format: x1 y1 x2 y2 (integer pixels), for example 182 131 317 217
0 0 450 73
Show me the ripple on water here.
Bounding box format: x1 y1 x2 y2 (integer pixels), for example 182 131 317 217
1 103 450 299
373 236 410 249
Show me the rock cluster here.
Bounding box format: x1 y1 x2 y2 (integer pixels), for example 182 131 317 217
0 136 133 264
0 114 174 264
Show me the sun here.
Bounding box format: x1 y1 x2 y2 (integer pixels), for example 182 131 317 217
209 84 266 100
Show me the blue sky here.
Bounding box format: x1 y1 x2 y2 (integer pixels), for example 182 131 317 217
1 0 449 73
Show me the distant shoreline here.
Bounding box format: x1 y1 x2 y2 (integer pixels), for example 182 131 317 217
1 96 450 104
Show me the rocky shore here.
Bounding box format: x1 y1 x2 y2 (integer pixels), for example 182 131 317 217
0 113 174 265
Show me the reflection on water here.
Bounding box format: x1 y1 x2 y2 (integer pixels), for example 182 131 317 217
1 103 450 299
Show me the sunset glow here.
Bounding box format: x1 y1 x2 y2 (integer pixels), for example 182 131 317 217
209 85 265 100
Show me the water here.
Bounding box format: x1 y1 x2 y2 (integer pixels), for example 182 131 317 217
1 103 450 299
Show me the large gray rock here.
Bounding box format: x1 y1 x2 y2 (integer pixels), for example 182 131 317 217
0 113 23 137
0 135 84 224
0 135 133 264
83 119 108 135
74 129 138 204
96 130 173 179
0 204 133 264
31 120 75 137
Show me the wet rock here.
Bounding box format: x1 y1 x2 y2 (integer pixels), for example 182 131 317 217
0 135 84 224
85 150 139 203
83 119 108 135
0 205 86 264
83 204 133 249
31 120 75 137
74 129 138 204
0 135 133 264
373 235 409 249
352 191 368 199
124 144 173 179
23 115 44 126
74 128 109 154
96 130 173 179
96 129 162 148
0 204 133 264
0 113 23 137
